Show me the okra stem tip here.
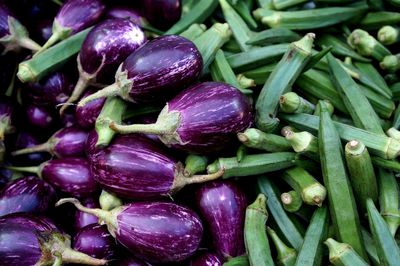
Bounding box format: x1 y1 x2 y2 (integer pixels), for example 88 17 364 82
237 132 249 143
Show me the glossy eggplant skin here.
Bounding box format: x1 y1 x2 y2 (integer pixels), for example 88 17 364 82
52 126 88 158
115 256 153 266
196 181 247 259
190 252 223 266
73 224 116 260
76 89 105 129
0 212 58 231
74 196 100 230
90 135 177 199
55 0 105 34
0 3 13 38
105 6 143 25
168 82 253 154
143 0 181 30
41 157 97 197
116 202 203 263
79 18 146 83
0 176 57 217
122 35 202 103
26 105 55 130
85 129 99 160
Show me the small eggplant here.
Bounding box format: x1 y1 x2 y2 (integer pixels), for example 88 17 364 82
57 198 203 263
78 35 202 106
12 126 88 158
12 131 50 166
0 2 41 53
196 181 247 259
75 196 100 230
105 6 143 25
0 175 56 217
109 82 253 154
75 89 106 129
116 256 153 266
25 104 55 130
190 251 223 266
0 213 107 265
7 157 98 197
89 134 223 199
37 0 105 53
73 224 116 260
143 0 181 30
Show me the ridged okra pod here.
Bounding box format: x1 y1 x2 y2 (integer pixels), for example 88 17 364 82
229 0 258 30
179 24 206 41
371 156 400 172
359 12 400 30
279 92 315 114
267 227 297 266
255 33 314 132
224 255 250 266
244 194 275 266
246 28 300 46
283 129 319 162
281 191 303 213
325 238 369 266
354 61 390 93
347 29 391 61
318 101 367 260
361 229 380 266
237 128 292 152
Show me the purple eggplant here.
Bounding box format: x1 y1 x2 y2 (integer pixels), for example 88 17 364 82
105 6 143 25
143 0 181 30
0 176 56 217
37 0 105 53
60 18 146 114
196 181 247 259
109 82 253 154
26 104 55 130
76 89 106 129
190 252 223 266
73 224 116 260
116 256 153 266
12 126 88 158
61 109 78 127
78 35 202 106
0 2 41 53
89 134 223 199
75 196 100 230
0 213 107 265
11 131 50 166
8 157 98 197
25 71 74 106
57 198 203 263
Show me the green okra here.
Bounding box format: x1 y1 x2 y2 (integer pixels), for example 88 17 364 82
241 63 276 85
246 28 300 46
327 53 384 134
179 24 206 40
257 177 304 251
376 168 400 237
386 127 400 140
236 145 248 163
207 152 297 179
354 61 391 95
358 12 400 30
182 0 195 15
279 92 315 114
371 156 400 172
271 0 308 10
229 0 258 30
166 0 219 34
244 194 275 266
378 26 400 45
255 33 314 132
391 82 400 101
267 227 297 266
223 255 250 266
332 115 354 126
294 207 328 266
281 191 303 213
318 101 368 260
184 155 208 177
325 238 369 266
257 0 272 8
359 84 395 120
226 43 289 72
253 6 366 30
283 130 318 156
347 29 391 61
193 23 232 71
313 100 334 117
222 38 242 53
367 198 400 266
282 167 326 206
236 74 256 90
385 73 399 85
380 54 400 73
361 228 380 266
344 140 378 213
17 27 91 83
99 190 122 211
237 128 292 152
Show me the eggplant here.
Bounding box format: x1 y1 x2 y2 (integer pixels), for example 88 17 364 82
11 131 51 165
75 196 100 230
196 181 247 259
57 198 204 263
0 175 56 217
143 0 181 30
89 134 223 199
38 0 105 53
0 97 15 161
78 35 202 106
105 6 143 25
76 89 106 129
12 126 88 158
73 224 116 260
61 110 78 127
85 129 100 160
25 104 55 130
60 18 146 114
190 252 223 266
109 82 253 154
0 2 41 53
7 157 98 197
0 213 107 265
116 256 153 266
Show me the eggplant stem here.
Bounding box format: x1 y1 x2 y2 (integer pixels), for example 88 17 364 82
109 121 169 135
55 198 110 224
11 142 51 156
61 247 107 265
18 37 41 51
35 31 62 56
6 165 39 174
78 83 120 107
184 168 225 185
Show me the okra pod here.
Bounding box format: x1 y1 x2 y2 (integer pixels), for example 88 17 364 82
236 145 248 163
282 167 326 206
184 155 208 177
237 128 292 152
244 194 275 266
325 238 369 266
283 130 318 155
386 127 400 140
257 0 272 8
327 53 384 134
359 84 395 120
230 0 258 30
246 28 300 46
371 156 400 172
281 191 303 213
380 54 400 73
313 100 334 117
236 74 256 90
280 92 315 114
378 26 400 45
257 176 304 250
354 61 391 95
223 255 250 266
376 168 400 236
271 0 308 10
242 63 276 85
266 227 297 266
318 101 368 260
344 140 378 213
361 228 380 266
17 27 91 83
358 12 400 30
256 33 314 132
179 23 206 41
347 29 391 61
367 198 400 266
294 207 328 266
207 152 297 179
391 82 400 101
165 0 219 34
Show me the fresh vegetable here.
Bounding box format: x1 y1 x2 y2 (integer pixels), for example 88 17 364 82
190 252 223 266
74 196 100 230
325 238 369 266
75 88 106 129
143 0 181 30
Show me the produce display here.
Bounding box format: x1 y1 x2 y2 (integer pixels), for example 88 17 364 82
1 0 400 265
